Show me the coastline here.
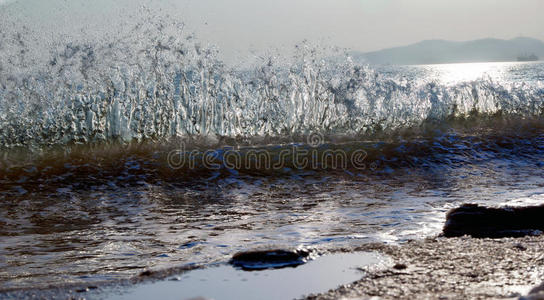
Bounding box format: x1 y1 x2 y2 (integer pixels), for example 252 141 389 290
3 236 544 299
307 236 544 299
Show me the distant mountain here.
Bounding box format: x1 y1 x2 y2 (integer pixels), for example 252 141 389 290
353 37 544 65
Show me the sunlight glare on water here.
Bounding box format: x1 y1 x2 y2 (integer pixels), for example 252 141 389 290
432 62 507 84
388 61 543 86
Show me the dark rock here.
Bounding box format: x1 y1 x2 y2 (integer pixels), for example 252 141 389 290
393 263 407 270
443 204 544 238
514 243 527 251
521 282 544 300
229 248 315 270
531 284 544 294
139 270 153 277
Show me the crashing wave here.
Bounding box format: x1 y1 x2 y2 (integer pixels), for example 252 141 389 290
1 16 544 151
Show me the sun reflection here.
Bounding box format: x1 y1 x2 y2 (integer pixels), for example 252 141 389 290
424 61 514 85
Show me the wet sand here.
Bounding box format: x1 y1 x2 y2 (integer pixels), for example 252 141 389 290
3 236 544 299
307 236 544 299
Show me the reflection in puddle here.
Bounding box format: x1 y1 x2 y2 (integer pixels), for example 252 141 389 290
104 252 386 300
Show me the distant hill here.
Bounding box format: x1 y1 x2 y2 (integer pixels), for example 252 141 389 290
353 37 544 65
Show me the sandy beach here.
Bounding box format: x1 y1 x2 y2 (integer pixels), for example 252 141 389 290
308 236 544 299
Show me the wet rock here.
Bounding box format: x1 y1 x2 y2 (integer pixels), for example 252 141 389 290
530 284 544 294
521 282 544 300
443 204 544 238
139 270 153 277
514 243 527 251
230 248 315 270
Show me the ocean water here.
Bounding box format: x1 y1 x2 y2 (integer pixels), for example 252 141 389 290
1 15 544 291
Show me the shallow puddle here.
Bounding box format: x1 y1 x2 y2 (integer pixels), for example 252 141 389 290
103 252 386 300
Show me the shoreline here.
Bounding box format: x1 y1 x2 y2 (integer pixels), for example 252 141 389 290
5 204 544 299
307 236 544 299
2 236 544 299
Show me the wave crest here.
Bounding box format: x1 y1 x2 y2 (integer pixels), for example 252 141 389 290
1 17 544 151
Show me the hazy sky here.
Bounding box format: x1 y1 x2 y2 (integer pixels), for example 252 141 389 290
2 0 543 61
179 0 544 53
